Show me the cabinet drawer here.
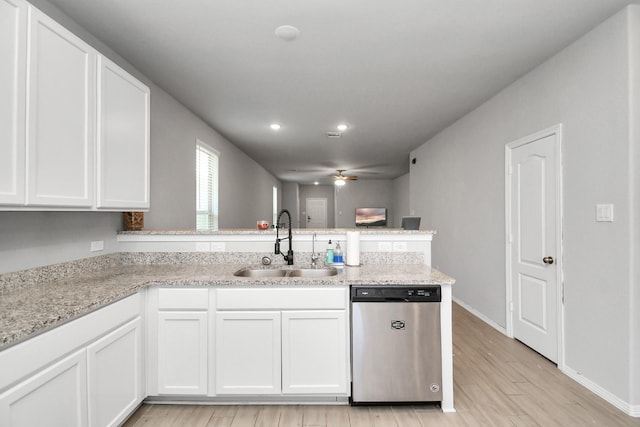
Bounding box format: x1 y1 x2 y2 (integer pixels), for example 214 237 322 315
158 288 209 310
216 287 347 310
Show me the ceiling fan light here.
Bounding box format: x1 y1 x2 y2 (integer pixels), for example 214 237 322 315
335 179 346 187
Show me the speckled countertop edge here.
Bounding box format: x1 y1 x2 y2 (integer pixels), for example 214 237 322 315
0 263 454 351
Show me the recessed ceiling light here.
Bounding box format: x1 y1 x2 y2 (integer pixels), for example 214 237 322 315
275 25 300 41
337 124 348 131
314 181 319 186
270 124 281 130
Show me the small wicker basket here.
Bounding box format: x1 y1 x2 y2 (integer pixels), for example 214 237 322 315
123 212 144 231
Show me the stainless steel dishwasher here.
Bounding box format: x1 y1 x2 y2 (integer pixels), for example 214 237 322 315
351 286 442 404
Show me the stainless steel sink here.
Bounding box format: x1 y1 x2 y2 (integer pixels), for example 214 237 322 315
288 267 338 277
233 267 338 278
233 268 288 278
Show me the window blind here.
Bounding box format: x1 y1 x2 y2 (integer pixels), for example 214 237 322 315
196 140 219 230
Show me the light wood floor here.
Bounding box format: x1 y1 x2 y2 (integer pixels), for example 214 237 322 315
123 303 640 427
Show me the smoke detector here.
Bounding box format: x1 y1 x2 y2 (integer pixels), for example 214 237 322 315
275 25 300 41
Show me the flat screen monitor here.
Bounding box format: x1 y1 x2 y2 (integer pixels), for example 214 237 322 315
401 216 421 230
355 207 387 227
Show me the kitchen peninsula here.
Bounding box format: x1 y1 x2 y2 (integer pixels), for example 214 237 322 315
0 228 455 426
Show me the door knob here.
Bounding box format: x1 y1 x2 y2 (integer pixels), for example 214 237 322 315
543 256 554 265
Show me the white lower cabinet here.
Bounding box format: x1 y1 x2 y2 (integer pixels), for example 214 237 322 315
157 311 208 395
214 287 349 397
149 287 349 399
149 287 210 396
281 311 348 394
215 311 282 395
0 294 143 427
0 349 88 427
87 318 143 427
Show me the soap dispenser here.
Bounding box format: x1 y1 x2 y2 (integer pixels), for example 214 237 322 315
325 240 334 264
333 241 344 266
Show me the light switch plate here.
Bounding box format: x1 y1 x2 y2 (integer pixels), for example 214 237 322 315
596 204 614 222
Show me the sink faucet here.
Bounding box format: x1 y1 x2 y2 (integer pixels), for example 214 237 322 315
311 233 319 268
275 209 294 265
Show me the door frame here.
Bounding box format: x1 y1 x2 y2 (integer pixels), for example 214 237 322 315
505 124 565 368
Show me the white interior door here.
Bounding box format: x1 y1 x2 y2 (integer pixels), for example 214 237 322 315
306 198 327 228
507 126 562 363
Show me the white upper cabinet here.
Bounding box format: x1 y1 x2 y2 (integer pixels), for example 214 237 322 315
97 56 150 210
0 2 150 211
0 0 27 205
26 5 95 207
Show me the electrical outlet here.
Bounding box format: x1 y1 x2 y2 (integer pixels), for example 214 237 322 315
195 242 210 251
211 242 226 252
90 240 104 252
378 242 392 251
393 241 407 252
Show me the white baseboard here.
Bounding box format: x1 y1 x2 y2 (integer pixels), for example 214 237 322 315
452 296 508 336
562 366 639 418
453 297 639 419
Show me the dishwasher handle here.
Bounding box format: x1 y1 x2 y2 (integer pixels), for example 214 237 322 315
351 286 441 302
382 297 410 302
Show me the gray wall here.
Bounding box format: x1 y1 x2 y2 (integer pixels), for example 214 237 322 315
298 185 336 228
631 6 640 406
392 173 410 228
281 183 300 228
0 0 281 274
410 6 639 407
335 180 394 228
0 212 121 274
147 87 281 229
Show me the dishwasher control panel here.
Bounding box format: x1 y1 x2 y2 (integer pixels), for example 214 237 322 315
351 286 441 302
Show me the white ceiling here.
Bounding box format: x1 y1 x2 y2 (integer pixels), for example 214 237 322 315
48 0 636 184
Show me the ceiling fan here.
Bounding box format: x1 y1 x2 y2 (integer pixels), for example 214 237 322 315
332 170 358 186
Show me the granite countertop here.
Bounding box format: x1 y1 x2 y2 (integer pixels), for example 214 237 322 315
0 263 454 351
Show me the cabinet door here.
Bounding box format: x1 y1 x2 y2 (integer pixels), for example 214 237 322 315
157 311 208 395
281 311 348 394
87 318 142 427
215 311 281 395
0 0 26 205
26 5 95 207
0 349 88 427
96 55 150 210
